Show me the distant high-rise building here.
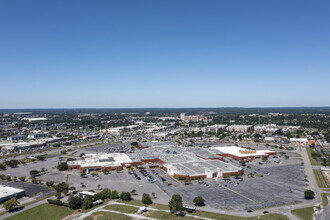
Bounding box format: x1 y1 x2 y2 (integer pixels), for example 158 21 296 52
180 113 186 120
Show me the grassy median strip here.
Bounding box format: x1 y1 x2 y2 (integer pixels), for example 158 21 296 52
306 147 322 165
291 207 315 220
6 204 74 220
104 204 138 213
313 169 329 188
84 211 132 220
321 193 329 206
190 211 288 220
118 199 169 210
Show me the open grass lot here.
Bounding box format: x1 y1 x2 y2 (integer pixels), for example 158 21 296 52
6 204 74 220
148 211 195 219
104 204 139 213
321 193 329 206
291 207 315 220
119 199 169 210
313 169 329 188
191 211 289 220
83 211 132 220
306 147 322 165
111 202 288 220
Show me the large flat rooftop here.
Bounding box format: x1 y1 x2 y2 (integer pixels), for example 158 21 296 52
211 146 275 157
0 185 25 198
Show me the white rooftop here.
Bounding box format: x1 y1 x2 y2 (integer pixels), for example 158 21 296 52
0 185 25 198
68 153 133 168
211 146 275 157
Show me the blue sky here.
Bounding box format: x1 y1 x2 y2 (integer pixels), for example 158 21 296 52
0 0 329 108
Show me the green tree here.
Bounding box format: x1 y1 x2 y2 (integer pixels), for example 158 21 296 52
82 196 93 209
193 196 205 206
68 195 82 209
19 176 26 182
46 181 54 187
100 188 111 199
36 155 45 161
7 160 19 168
57 163 68 171
120 192 132 201
55 192 62 199
304 190 315 200
142 193 153 205
102 169 110 174
152 192 156 198
3 197 19 211
111 190 119 199
29 170 40 177
168 194 183 213
0 164 6 170
54 182 69 193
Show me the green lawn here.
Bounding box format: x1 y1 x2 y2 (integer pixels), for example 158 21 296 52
306 147 322 165
191 210 288 220
149 211 195 219
6 204 74 220
83 211 132 220
106 200 289 220
313 169 329 188
321 193 329 206
291 207 315 220
104 204 138 213
118 199 168 210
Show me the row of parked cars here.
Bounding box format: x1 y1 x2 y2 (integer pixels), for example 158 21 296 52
139 169 156 183
128 170 141 180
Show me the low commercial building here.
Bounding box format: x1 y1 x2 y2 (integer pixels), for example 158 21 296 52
290 138 308 145
7 135 26 141
0 185 25 204
28 133 47 139
67 153 142 172
226 125 252 133
68 143 242 180
211 146 276 161
23 117 47 122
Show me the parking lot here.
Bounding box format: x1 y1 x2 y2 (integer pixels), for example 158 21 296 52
0 143 308 211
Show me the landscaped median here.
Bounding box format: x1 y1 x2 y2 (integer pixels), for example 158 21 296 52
306 147 322 165
291 206 315 220
313 169 329 188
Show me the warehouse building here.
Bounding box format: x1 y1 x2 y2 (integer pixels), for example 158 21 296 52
0 185 25 204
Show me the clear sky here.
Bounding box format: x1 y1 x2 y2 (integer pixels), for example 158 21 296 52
0 0 329 108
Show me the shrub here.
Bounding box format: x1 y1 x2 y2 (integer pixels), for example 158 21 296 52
142 193 153 205
120 192 132 201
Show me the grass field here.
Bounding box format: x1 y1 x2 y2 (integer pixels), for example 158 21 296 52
104 204 138 213
191 210 289 220
84 211 132 220
149 211 195 219
118 199 169 210
306 147 322 165
313 169 329 188
6 204 74 220
321 193 329 206
291 207 315 220
111 202 288 220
